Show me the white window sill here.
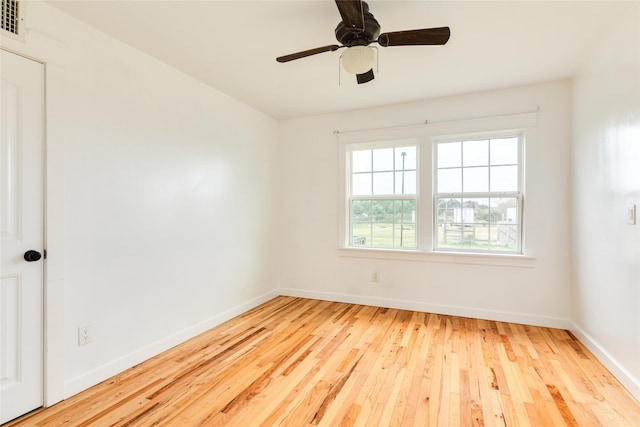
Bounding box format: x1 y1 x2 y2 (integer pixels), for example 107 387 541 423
337 247 536 268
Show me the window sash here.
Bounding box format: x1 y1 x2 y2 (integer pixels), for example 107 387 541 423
432 132 523 254
434 133 523 196
347 143 419 250
348 145 418 198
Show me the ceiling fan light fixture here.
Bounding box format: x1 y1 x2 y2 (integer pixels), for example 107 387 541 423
341 46 375 75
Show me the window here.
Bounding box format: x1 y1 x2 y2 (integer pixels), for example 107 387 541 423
339 112 534 259
348 144 417 249
434 133 523 253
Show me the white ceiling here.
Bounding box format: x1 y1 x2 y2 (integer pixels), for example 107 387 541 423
46 1 634 119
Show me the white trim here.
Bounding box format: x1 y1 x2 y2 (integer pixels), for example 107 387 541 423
43 61 67 407
337 247 536 267
63 290 279 399
569 322 640 401
278 288 567 329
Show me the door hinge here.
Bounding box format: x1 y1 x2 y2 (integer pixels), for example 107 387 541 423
43 249 47 259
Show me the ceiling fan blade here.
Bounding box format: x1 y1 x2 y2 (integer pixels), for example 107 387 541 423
335 0 365 32
276 45 341 63
378 27 450 47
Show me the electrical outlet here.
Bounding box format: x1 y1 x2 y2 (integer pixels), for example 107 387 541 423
78 326 92 346
371 271 380 282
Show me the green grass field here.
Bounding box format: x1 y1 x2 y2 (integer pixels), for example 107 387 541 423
436 224 517 251
352 223 517 251
352 222 416 249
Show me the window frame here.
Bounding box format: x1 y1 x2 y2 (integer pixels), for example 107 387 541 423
337 111 536 263
346 141 419 250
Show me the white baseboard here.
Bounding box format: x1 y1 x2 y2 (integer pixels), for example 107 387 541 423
569 322 640 402
63 290 279 399
278 288 570 329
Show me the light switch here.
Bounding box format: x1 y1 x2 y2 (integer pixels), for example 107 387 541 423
628 204 637 225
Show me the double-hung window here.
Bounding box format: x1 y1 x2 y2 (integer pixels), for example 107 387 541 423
348 144 417 249
341 112 533 257
434 133 523 253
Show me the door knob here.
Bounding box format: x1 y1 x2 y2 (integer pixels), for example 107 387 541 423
24 250 42 262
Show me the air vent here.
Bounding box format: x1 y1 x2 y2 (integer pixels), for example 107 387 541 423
1 0 20 36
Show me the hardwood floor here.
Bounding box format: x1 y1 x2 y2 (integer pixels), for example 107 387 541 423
8 297 640 426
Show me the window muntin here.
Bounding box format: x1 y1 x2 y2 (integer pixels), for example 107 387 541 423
434 134 522 254
349 145 417 249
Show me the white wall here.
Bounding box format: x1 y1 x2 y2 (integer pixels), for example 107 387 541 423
571 5 640 400
1 1 281 403
280 81 572 328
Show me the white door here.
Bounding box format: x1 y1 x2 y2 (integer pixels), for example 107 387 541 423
0 49 45 424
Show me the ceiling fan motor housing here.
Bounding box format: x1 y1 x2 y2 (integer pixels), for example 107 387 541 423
334 7 380 46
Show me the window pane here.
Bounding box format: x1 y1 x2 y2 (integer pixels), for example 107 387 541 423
437 142 461 168
352 173 371 195
489 197 518 222
395 170 416 195
397 199 416 248
394 224 416 248
403 199 416 224
393 224 403 247
373 172 394 195
455 200 475 226
491 222 518 251
372 223 393 247
352 200 372 222
393 200 416 222
352 224 371 246
351 200 371 246
460 198 489 251
371 199 394 247
463 167 489 192
490 165 518 192
395 146 416 170
489 197 519 251
490 138 518 165
436 198 462 249
463 140 488 167
373 148 393 171
352 150 371 173
437 168 461 193
372 200 394 223
394 200 403 224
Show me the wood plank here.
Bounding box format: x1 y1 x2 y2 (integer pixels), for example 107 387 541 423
7 297 640 427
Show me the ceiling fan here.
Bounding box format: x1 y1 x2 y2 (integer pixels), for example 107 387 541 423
276 0 451 84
